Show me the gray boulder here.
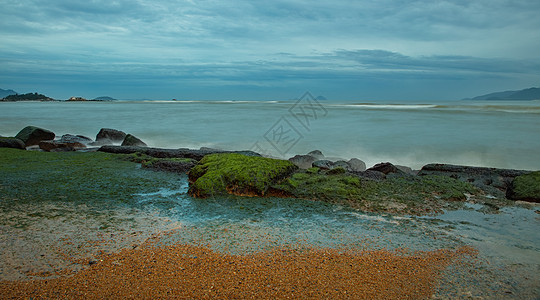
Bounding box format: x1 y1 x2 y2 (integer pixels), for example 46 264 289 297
307 150 325 160
121 134 147 147
289 154 317 169
15 126 55 146
347 158 366 172
0 137 26 149
95 128 126 145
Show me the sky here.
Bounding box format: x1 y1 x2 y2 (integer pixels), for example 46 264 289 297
1 0 540 100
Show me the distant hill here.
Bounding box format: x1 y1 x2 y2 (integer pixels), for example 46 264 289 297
469 87 540 100
93 96 116 101
0 88 17 98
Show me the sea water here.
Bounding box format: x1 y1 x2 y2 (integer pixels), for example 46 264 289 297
1 99 539 170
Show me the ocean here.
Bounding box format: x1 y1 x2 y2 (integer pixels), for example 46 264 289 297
1 98 539 170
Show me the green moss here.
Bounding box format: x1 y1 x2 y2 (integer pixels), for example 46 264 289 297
188 153 298 197
0 148 182 208
123 152 195 168
510 171 540 201
327 167 346 175
273 171 480 214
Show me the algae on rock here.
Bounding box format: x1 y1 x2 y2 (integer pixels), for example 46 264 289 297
188 153 298 198
507 171 540 202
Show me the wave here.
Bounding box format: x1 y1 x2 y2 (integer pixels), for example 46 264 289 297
327 102 540 114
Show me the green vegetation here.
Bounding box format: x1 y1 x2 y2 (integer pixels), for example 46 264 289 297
0 148 182 208
509 171 540 201
1 92 54 101
273 170 480 215
188 153 298 197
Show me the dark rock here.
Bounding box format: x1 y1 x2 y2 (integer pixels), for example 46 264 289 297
506 171 540 202
312 160 334 170
307 150 325 160
98 145 261 161
289 154 317 169
39 140 85 152
348 158 366 172
418 163 530 199
59 134 94 145
95 128 126 145
121 134 147 147
144 160 197 173
15 126 55 146
368 162 403 175
0 137 26 149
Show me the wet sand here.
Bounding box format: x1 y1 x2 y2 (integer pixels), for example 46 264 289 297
0 231 475 299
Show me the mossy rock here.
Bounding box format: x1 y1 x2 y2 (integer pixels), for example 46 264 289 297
0 137 25 149
188 153 298 198
273 171 480 214
15 126 55 146
507 171 540 202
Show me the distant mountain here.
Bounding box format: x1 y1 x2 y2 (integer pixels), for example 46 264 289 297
469 87 540 100
0 88 17 98
93 96 116 101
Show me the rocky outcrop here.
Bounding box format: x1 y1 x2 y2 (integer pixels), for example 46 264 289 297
98 145 261 161
418 163 530 199
506 171 540 202
38 140 86 152
15 126 55 146
188 153 298 197
121 134 147 147
94 128 127 145
289 154 318 169
144 159 197 173
0 137 26 149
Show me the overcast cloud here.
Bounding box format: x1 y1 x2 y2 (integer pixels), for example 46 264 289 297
1 0 539 100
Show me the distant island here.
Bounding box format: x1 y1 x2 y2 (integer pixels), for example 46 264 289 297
467 87 540 100
0 92 55 102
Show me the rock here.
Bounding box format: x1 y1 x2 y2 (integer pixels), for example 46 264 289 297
396 165 415 175
15 126 55 146
59 134 94 145
67 96 87 101
0 137 26 149
368 162 402 175
95 128 127 145
121 134 147 147
418 163 530 199
39 140 86 152
307 150 325 160
288 154 317 169
312 160 334 170
352 170 387 181
333 160 352 171
188 153 298 197
348 158 366 172
506 171 540 202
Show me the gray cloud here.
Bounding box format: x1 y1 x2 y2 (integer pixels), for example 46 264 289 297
1 0 539 99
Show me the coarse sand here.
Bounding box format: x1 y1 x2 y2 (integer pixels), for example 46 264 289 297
0 236 476 299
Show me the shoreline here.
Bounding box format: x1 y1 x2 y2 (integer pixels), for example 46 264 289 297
1 126 539 298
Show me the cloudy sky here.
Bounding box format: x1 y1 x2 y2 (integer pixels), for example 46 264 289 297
1 0 539 100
